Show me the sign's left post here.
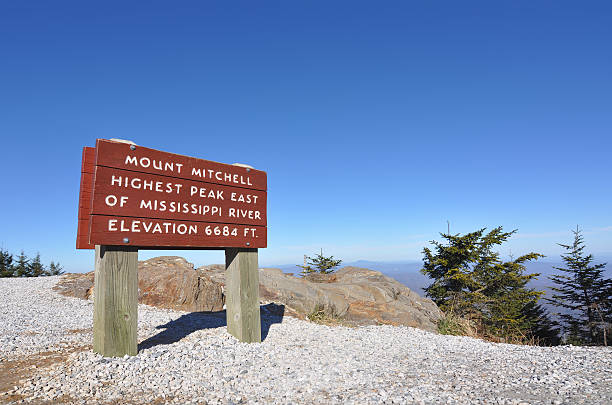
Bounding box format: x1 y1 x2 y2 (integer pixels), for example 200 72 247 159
78 144 139 357
93 245 138 357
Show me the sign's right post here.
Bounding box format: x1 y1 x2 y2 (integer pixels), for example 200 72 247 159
225 248 261 343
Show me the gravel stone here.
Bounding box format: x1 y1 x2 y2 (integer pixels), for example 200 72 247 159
1 276 611 404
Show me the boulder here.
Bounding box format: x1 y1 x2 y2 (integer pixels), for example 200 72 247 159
138 257 223 312
54 256 224 312
54 257 442 332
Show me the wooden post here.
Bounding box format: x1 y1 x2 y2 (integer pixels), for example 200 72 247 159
225 248 261 343
93 245 138 357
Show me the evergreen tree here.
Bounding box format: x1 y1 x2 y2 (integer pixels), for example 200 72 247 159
421 227 553 342
297 249 342 276
0 248 14 277
600 279 612 345
521 301 561 346
0 249 14 277
48 261 65 276
13 251 31 277
29 253 46 277
547 227 611 345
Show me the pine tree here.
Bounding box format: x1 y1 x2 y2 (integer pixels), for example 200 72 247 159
421 227 552 342
48 261 65 276
600 279 612 345
521 301 561 346
29 253 46 277
297 249 342 276
547 227 611 345
13 251 31 277
0 248 14 277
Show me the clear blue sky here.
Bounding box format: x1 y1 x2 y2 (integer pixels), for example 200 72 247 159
1 1 610 272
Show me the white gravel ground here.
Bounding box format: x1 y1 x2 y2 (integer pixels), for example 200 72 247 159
1 276 611 404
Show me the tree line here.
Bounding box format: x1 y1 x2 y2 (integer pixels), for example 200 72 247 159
0 248 64 278
300 226 610 346
421 226 611 346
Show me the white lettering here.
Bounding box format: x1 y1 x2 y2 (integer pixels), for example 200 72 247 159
124 156 182 174
111 175 122 187
105 195 118 207
230 192 258 204
125 155 138 166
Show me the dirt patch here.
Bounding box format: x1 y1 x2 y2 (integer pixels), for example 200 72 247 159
67 328 92 334
53 272 95 300
0 345 177 405
0 345 90 404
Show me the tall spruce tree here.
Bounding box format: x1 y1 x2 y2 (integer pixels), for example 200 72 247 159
48 261 64 276
601 279 612 345
0 248 14 277
29 253 46 277
421 227 554 342
547 227 611 345
521 300 561 346
14 251 31 277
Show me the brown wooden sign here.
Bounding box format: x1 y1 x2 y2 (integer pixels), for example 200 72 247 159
95 140 266 190
76 139 267 249
76 147 95 249
91 166 266 226
90 216 266 248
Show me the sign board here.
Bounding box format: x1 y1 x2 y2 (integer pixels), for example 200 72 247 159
77 139 267 249
76 147 96 249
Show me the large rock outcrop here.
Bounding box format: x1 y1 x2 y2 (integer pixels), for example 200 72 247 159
54 257 442 332
54 256 224 312
258 266 441 331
